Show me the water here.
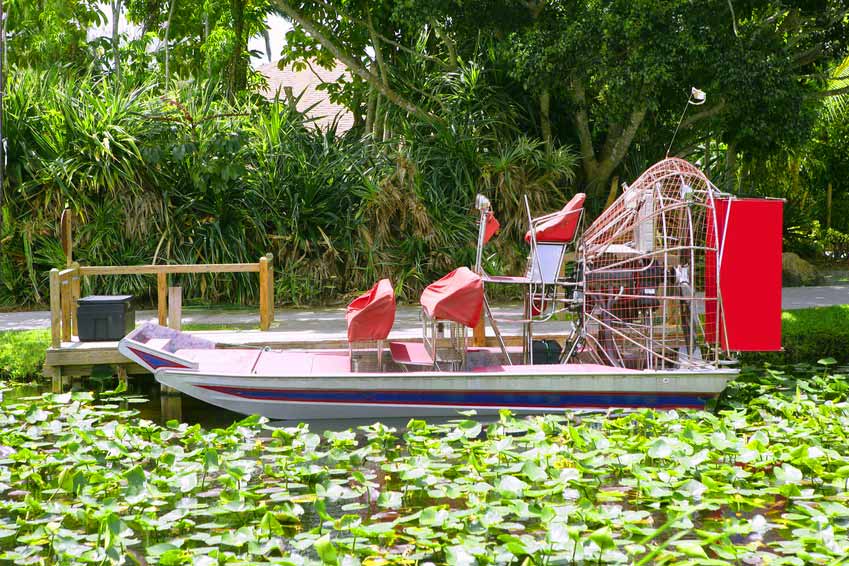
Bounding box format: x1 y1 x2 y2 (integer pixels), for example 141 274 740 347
1 378 507 433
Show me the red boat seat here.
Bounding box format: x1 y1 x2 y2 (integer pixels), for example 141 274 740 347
524 193 586 243
483 211 500 244
346 279 396 342
420 267 484 328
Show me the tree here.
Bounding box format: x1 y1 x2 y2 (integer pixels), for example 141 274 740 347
6 0 105 69
272 0 849 196
125 0 271 94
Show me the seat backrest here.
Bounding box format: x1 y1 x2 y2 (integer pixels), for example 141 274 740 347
527 243 567 284
525 193 586 244
346 279 396 341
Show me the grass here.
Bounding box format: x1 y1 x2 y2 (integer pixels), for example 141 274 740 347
741 305 849 365
0 329 49 381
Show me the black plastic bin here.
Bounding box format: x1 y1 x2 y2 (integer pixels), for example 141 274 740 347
77 295 135 342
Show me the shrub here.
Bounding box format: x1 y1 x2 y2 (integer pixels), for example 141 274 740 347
0 330 49 381
785 221 849 262
1 70 577 307
743 306 849 365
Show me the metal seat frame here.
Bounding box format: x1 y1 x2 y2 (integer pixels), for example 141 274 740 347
473 195 585 364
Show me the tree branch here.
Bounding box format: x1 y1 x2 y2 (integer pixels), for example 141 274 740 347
367 9 389 88
680 99 726 129
571 78 597 175
603 103 647 174
814 84 849 98
273 0 440 124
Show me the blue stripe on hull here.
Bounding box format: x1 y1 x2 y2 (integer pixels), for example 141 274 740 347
129 347 188 370
197 385 713 410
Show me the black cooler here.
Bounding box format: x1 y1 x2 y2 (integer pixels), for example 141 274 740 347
77 295 135 341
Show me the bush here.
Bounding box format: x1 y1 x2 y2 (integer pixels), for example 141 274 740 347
743 306 849 365
785 221 849 262
1 69 576 307
0 330 49 381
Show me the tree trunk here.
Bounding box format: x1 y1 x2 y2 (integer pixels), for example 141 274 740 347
112 0 121 83
827 182 833 229
539 90 552 151
228 0 247 99
605 176 619 210
724 141 736 193
571 78 648 195
365 87 377 134
164 0 177 89
373 95 386 140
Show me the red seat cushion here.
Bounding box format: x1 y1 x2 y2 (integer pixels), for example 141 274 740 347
346 279 396 341
525 193 586 243
483 211 500 244
420 267 484 328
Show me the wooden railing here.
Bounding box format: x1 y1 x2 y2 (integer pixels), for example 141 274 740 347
48 255 274 348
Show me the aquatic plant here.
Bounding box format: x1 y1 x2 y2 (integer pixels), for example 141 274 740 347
2 369 849 564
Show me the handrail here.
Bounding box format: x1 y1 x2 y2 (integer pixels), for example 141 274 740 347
80 263 261 276
48 255 275 348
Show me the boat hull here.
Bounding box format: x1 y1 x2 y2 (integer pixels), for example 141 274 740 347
155 367 735 420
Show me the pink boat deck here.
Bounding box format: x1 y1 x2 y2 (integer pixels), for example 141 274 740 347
172 347 638 376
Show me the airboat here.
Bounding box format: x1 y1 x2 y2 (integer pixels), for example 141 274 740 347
119 158 783 420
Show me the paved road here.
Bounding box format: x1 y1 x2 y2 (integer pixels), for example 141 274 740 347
2 285 847 333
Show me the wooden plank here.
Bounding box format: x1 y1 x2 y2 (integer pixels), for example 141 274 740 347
168 287 182 331
157 273 168 325
61 207 73 267
58 267 77 278
58 364 149 378
259 256 270 331
46 347 137 366
266 253 275 325
61 280 72 341
49 269 61 348
71 263 81 338
80 263 261 276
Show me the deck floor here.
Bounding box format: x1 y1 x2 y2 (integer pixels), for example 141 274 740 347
45 326 569 378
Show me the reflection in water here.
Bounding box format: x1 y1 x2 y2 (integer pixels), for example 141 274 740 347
1 378 508 433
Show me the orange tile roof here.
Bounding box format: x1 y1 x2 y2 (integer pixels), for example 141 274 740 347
257 59 355 133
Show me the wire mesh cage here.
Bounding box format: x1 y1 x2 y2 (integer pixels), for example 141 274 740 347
422 308 468 371
577 158 721 370
348 340 385 372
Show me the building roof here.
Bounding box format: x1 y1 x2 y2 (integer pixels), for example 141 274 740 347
257 60 355 133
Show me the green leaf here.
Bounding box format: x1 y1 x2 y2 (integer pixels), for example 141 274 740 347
589 526 614 550
315 534 339 565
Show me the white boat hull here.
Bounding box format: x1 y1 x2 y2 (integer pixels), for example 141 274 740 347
155 366 736 420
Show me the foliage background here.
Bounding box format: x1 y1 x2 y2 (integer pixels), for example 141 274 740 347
1 0 848 306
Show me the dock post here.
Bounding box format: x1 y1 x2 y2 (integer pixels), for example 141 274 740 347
157 273 168 325
259 256 270 330
117 366 128 390
162 286 183 422
266 253 275 326
49 269 61 348
167 286 182 331
70 262 81 338
50 367 65 394
473 312 486 347
60 278 72 342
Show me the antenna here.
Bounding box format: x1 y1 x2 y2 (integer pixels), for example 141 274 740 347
666 87 706 158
